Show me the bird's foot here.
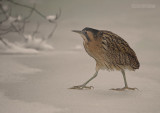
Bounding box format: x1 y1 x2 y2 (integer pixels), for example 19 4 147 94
110 87 138 91
69 85 94 90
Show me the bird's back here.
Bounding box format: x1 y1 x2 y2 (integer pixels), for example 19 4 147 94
84 30 140 71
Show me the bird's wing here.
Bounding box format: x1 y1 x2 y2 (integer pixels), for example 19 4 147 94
101 31 140 69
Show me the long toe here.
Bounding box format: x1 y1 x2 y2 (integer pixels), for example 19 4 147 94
110 87 138 91
126 87 139 90
69 85 94 90
110 88 125 91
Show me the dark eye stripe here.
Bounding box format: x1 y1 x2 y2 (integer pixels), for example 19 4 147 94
84 32 91 41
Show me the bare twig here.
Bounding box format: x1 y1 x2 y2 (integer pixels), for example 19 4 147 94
10 22 26 39
0 2 26 38
0 0 61 48
32 22 40 38
21 20 29 33
55 8 61 20
46 9 61 39
0 37 10 47
47 22 57 40
7 0 46 19
0 4 9 23
0 28 13 35
23 3 36 21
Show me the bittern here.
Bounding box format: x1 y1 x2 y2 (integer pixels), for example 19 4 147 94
70 27 140 91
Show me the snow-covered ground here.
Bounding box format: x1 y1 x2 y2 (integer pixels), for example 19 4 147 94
0 0 160 113
0 48 160 113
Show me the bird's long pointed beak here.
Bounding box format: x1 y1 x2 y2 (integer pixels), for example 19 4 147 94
72 30 82 34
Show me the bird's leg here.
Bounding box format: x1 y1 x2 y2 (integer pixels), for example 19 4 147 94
122 69 128 88
69 71 98 90
110 69 138 91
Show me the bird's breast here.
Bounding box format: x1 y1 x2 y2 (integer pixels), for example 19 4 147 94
83 41 104 61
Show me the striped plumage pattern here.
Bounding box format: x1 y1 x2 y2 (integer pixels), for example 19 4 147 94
71 27 140 90
83 28 140 71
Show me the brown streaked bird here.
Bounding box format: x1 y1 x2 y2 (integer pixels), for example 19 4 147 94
70 27 140 91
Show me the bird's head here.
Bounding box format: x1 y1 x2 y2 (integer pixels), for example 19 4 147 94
72 27 99 42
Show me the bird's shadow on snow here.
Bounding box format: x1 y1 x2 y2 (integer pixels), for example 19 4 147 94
90 89 141 98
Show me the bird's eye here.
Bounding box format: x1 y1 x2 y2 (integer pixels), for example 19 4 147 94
82 30 87 34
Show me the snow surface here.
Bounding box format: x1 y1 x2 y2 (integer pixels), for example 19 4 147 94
0 49 160 113
23 35 54 51
0 36 54 54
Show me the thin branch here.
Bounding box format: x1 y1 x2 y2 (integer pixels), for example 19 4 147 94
10 22 26 39
0 37 10 47
0 25 13 33
32 22 40 38
55 8 61 20
7 0 46 19
0 28 13 35
44 8 61 40
0 2 26 37
47 22 57 40
10 22 19 32
21 20 29 33
0 0 61 48
23 3 35 21
0 27 11 31
18 4 36 33
0 4 9 23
